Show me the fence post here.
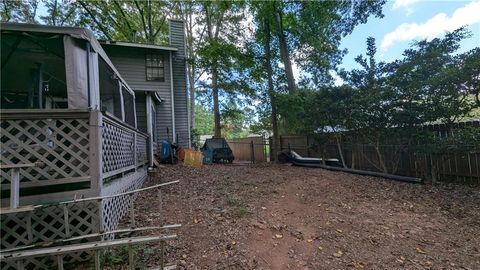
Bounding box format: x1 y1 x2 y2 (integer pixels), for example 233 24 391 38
250 140 255 164
279 136 283 152
268 137 272 162
306 136 310 157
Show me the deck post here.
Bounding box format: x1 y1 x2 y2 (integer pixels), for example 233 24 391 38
89 110 104 233
134 132 138 171
89 110 103 192
10 168 20 208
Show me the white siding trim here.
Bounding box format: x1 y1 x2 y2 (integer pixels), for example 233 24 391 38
169 51 176 142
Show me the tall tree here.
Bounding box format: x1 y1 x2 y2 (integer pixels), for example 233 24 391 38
263 15 280 159
196 1 247 138
75 0 176 43
272 1 296 94
270 1 385 88
40 0 77 26
1 0 40 23
177 1 200 131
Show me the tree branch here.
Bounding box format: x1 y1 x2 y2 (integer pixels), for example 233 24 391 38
113 0 133 35
134 0 148 41
77 1 112 40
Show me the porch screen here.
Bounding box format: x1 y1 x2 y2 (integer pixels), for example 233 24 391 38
63 36 89 109
122 85 136 127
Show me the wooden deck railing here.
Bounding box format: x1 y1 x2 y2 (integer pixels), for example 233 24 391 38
101 113 148 181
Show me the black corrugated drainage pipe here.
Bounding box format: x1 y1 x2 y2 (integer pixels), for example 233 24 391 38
289 160 422 184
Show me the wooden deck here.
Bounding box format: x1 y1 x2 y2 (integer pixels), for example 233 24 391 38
1 109 150 269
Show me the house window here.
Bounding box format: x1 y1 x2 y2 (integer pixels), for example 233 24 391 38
146 54 165 81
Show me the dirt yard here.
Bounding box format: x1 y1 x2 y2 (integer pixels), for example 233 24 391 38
133 163 479 270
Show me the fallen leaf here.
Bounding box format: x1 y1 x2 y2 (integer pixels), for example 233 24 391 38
275 234 283 239
333 250 344 258
354 262 365 269
416 247 426 254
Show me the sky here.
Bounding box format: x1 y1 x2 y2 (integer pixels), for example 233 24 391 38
338 0 480 71
35 0 479 86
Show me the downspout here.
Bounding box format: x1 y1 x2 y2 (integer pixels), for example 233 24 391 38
169 51 176 143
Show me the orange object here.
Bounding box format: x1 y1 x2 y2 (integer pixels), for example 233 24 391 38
184 150 203 168
178 148 186 161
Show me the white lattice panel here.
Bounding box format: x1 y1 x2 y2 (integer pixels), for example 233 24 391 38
1 202 100 250
136 134 148 165
0 118 90 184
1 202 99 270
102 169 148 234
102 119 135 175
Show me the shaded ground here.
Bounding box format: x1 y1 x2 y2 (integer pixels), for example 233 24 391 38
133 163 479 270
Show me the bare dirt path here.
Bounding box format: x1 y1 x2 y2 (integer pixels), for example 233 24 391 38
131 164 479 270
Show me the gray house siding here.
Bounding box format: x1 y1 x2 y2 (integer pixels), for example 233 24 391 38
101 19 190 148
103 45 174 145
169 20 190 147
103 46 171 92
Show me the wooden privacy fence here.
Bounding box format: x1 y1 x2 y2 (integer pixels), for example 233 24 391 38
227 136 268 163
275 134 480 185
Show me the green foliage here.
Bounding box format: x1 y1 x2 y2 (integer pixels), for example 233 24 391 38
343 29 478 135
1 1 173 43
276 0 386 86
195 102 251 139
277 30 479 173
195 104 214 135
276 89 316 134
417 127 480 154
221 100 251 139
233 206 249 218
1 0 40 23
102 245 151 269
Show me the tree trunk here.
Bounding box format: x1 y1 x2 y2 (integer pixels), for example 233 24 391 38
205 3 221 138
263 17 280 161
274 6 296 94
186 9 195 130
212 67 221 138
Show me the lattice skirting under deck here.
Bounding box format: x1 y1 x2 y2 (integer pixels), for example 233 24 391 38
1 169 148 270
